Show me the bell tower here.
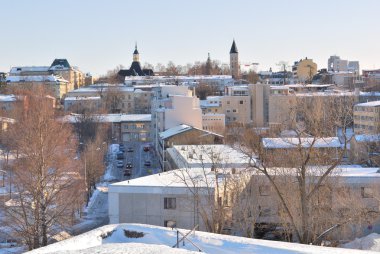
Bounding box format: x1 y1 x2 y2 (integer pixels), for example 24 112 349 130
133 43 140 62
230 40 240 79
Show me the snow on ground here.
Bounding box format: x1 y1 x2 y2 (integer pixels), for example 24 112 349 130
0 246 25 254
342 233 380 251
103 144 119 182
26 224 374 254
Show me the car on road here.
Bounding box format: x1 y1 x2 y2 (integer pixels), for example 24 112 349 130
119 144 125 152
116 151 124 160
143 146 150 152
144 160 151 166
126 162 133 168
116 161 124 168
124 169 131 176
127 147 134 152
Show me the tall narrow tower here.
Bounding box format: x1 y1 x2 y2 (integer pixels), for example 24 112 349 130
230 40 240 79
133 43 140 62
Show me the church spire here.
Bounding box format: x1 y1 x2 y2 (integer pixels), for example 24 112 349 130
133 42 139 62
230 39 238 54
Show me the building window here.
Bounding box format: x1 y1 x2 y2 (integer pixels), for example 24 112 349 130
164 197 176 209
259 185 270 196
361 187 373 198
240 100 243 104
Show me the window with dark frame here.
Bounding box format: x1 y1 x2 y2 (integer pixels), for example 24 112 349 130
164 197 176 209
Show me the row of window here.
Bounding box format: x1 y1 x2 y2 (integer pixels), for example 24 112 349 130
354 115 378 121
354 124 376 131
355 107 380 113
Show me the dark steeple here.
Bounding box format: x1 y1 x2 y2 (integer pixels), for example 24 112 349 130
230 40 238 54
117 43 154 77
133 42 139 55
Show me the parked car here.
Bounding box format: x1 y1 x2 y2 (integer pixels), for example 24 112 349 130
127 147 134 152
144 160 151 166
116 151 124 160
117 161 124 168
124 169 131 176
143 146 150 152
126 162 133 168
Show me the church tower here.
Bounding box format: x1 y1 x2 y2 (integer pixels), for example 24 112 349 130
205 53 212 75
133 43 140 62
230 40 240 79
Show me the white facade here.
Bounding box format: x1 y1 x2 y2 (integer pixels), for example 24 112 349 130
108 169 213 231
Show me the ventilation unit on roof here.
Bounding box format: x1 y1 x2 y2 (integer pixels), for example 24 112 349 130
188 153 193 159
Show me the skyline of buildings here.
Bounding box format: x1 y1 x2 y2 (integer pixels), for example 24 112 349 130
1 0 380 75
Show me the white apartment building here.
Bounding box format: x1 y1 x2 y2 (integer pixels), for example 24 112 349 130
328 55 360 74
151 85 202 153
109 144 248 231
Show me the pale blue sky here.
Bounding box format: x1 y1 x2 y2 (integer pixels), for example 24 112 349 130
1 0 379 76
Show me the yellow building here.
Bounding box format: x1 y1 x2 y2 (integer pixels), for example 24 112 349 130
292 58 317 83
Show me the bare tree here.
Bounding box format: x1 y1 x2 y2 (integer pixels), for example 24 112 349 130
4 87 84 250
97 65 125 84
232 95 364 244
102 86 124 113
172 145 261 236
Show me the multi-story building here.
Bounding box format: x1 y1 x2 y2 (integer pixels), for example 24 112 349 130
292 58 317 83
65 84 153 114
109 143 380 240
9 58 85 90
6 75 70 99
221 86 251 125
151 85 202 152
63 113 151 142
328 55 359 74
350 134 380 166
268 87 355 129
248 83 270 127
353 101 380 134
64 96 102 113
202 113 225 134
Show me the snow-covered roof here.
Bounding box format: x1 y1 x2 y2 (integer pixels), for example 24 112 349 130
159 124 193 140
64 96 101 101
262 137 341 149
68 86 135 94
167 144 251 169
0 117 15 123
359 91 380 97
125 75 233 81
354 134 380 143
355 100 380 107
199 100 220 108
10 66 50 74
62 114 151 123
6 75 69 83
25 223 370 254
159 124 223 140
0 94 17 102
110 167 216 193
